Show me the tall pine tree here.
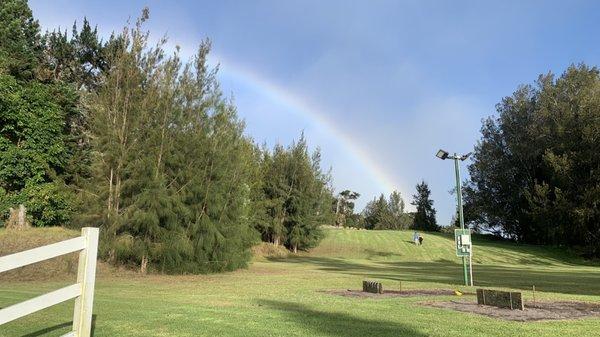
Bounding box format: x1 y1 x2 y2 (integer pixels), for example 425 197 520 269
411 181 439 231
78 9 258 273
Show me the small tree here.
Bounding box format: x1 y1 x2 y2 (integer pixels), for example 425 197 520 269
362 191 412 230
411 181 439 231
334 190 360 227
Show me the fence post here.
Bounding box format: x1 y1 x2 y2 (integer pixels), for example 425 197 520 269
71 227 99 337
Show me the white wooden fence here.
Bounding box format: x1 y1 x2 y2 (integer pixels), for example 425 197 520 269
0 227 99 337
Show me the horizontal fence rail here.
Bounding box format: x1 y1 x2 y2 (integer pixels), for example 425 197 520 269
0 284 82 325
0 236 86 273
0 227 99 337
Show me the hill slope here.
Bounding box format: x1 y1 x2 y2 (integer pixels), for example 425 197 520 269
308 228 585 266
270 228 600 296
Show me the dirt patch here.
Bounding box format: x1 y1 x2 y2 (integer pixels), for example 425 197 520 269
324 289 470 298
422 300 600 321
252 242 290 259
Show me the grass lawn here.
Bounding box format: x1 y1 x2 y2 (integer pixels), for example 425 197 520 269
1 228 599 336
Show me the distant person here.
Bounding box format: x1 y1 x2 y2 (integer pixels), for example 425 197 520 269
413 231 420 245
418 235 424 246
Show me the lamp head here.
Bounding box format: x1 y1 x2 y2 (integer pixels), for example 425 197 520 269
460 152 472 161
436 149 449 160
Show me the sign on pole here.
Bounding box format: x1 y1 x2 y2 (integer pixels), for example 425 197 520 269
455 228 471 257
455 228 474 286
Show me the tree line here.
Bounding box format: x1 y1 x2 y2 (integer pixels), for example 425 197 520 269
0 0 443 274
0 2 335 273
334 181 439 232
464 64 600 257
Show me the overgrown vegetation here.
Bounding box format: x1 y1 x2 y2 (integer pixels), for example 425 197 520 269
0 0 79 227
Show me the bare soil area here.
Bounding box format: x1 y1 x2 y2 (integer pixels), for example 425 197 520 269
422 300 600 321
324 289 470 298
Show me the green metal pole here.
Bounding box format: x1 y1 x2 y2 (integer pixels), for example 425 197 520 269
454 154 469 286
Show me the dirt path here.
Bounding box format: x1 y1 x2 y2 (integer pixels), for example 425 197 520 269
422 300 600 321
323 289 471 298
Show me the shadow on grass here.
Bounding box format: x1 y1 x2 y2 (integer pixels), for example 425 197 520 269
270 256 600 296
258 300 426 337
415 231 594 267
364 249 403 259
19 315 96 337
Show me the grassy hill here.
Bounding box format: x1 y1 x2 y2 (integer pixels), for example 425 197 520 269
1 227 599 337
291 228 600 295
308 228 584 265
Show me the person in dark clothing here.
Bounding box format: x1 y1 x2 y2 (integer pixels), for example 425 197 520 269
418 235 423 245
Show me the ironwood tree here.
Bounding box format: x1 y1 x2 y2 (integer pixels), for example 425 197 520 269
255 136 334 252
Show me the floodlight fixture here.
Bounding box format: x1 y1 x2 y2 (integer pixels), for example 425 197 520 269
436 149 449 160
459 152 472 161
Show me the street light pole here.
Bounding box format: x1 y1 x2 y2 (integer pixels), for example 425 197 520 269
453 154 469 286
436 149 472 287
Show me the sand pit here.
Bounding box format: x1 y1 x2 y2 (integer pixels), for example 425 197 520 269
422 300 600 321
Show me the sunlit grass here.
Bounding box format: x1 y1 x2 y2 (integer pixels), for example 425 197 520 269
1 228 599 336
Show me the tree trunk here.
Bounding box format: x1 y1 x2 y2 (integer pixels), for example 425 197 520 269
107 168 114 218
293 244 298 254
108 249 116 264
140 255 148 274
335 196 341 227
6 205 30 230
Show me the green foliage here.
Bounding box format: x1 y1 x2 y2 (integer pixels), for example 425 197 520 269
334 189 361 228
0 0 41 79
40 17 107 90
0 73 76 226
362 191 413 230
411 181 439 231
76 12 258 273
0 0 86 227
255 136 334 252
465 64 600 256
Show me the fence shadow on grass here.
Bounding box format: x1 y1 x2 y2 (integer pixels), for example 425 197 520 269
19 315 96 337
258 300 426 337
271 256 600 296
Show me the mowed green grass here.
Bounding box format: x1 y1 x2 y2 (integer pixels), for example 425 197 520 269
1 228 600 337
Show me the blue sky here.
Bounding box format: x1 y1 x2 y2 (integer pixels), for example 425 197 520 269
30 0 600 226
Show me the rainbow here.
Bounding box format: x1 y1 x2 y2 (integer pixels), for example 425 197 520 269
214 55 405 198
